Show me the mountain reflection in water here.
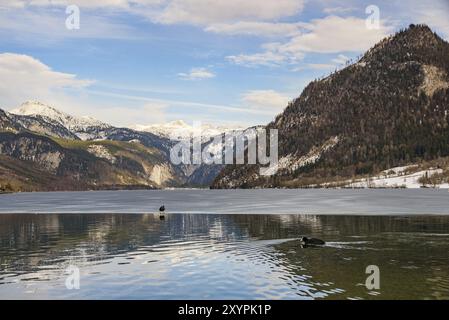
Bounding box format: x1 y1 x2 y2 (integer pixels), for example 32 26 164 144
1 214 449 300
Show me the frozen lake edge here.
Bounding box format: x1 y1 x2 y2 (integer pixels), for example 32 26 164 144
1 189 449 215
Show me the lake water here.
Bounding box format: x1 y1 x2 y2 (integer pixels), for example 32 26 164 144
0 190 449 299
1 189 449 214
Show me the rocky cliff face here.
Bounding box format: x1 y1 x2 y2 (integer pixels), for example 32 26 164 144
213 25 449 188
0 109 22 133
0 132 65 173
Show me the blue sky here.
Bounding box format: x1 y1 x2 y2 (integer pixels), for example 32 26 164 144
0 0 448 127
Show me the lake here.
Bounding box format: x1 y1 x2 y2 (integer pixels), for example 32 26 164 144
0 190 449 299
1 189 449 214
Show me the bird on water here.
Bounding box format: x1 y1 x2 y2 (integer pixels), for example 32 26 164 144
299 236 325 246
159 204 166 220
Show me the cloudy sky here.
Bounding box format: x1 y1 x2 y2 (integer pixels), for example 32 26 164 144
0 0 448 127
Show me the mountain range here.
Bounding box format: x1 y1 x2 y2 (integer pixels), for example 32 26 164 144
131 120 243 142
2 24 449 192
0 101 239 192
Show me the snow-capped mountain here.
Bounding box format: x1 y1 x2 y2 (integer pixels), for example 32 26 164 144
9 101 112 140
131 120 244 141
2 100 254 188
10 101 244 144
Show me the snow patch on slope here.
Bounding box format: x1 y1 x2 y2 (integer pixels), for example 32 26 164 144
87 144 116 164
421 65 449 96
275 136 340 174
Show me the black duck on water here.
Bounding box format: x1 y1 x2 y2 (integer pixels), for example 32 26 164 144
299 236 325 246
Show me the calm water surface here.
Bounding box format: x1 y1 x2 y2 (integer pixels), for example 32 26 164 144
1 213 449 299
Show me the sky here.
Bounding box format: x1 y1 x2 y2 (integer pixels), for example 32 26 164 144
0 0 448 128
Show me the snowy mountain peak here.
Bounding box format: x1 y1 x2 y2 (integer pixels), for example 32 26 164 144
11 101 62 118
8 101 244 142
131 120 244 140
171 120 188 127
10 101 111 133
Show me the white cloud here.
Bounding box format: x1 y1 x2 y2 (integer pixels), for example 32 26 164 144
242 90 290 110
279 16 392 54
205 21 303 37
226 41 305 67
0 53 92 107
98 102 168 126
1 0 306 36
0 0 304 50
323 6 356 14
3 0 305 24
226 51 294 68
309 63 336 70
0 6 139 41
0 0 26 8
228 15 392 68
404 0 449 40
1 0 132 9
177 67 215 80
332 54 351 65
291 63 339 72
149 0 305 26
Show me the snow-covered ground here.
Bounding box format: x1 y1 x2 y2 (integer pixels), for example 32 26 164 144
344 165 449 189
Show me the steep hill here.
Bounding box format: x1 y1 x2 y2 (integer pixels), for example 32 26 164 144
213 25 449 188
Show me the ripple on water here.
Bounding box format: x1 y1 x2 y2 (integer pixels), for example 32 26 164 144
1 214 449 299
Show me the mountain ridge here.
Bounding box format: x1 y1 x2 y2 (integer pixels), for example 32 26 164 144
9 101 113 140
1 101 238 191
132 120 244 142
212 24 449 189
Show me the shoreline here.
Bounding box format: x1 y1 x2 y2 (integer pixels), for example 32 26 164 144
1 185 448 195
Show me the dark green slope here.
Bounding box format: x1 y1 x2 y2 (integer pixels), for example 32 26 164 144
213 25 449 188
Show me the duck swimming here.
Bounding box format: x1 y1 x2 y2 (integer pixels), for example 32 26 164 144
299 236 325 246
159 205 165 219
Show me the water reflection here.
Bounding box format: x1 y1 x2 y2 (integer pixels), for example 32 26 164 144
0 214 449 299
